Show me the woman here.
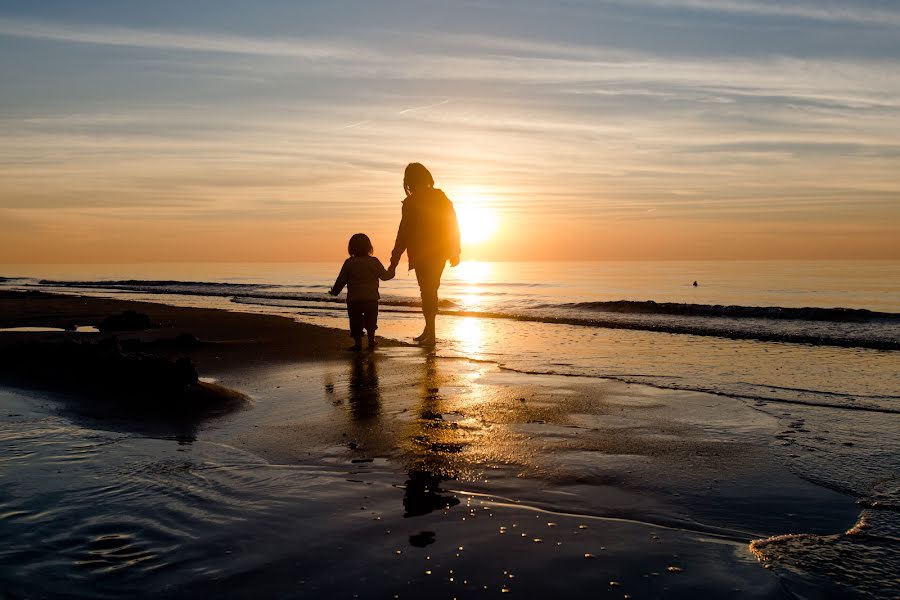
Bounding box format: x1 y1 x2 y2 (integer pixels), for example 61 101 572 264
388 163 461 345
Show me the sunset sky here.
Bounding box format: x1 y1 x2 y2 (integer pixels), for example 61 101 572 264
1 0 899 262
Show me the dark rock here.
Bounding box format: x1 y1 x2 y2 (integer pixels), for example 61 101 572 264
98 310 153 332
0 338 237 418
173 333 200 347
120 333 201 353
0 289 47 299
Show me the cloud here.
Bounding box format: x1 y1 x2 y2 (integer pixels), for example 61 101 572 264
397 99 450 116
2 16 898 105
598 0 900 27
1 11 898 260
0 17 371 60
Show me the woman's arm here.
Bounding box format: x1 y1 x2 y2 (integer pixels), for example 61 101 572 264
448 202 461 266
389 203 409 270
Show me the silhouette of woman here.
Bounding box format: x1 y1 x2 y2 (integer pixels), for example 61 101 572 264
389 163 461 346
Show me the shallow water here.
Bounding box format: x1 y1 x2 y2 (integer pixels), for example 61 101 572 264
2 349 896 598
0 362 863 598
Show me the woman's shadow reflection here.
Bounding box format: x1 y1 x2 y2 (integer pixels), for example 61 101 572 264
344 352 461 527
402 353 461 520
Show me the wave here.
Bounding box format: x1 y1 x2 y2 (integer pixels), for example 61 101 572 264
36 279 460 308
24 279 900 350
495 365 900 414
231 294 457 309
553 300 899 323
446 310 900 351
231 297 899 351
38 279 270 293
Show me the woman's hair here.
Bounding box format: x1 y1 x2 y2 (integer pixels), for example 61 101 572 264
347 233 374 257
403 162 434 196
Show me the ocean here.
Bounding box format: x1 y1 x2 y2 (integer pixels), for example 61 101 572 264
2 260 898 409
2 260 899 597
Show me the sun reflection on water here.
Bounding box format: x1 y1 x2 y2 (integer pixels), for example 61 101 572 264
450 316 486 358
450 261 494 312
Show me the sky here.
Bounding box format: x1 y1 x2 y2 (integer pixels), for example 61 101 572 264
1 0 899 262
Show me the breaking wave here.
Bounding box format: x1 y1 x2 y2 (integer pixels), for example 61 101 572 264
19 279 900 351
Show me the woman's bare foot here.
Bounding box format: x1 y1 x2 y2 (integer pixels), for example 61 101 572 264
367 338 378 351
417 334 436 347
413 329 428 342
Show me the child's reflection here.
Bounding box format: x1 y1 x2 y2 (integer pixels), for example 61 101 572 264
347 353 380 421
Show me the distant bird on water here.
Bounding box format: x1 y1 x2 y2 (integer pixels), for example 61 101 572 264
692 281 698 287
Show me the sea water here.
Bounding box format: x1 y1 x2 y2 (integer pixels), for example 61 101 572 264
1 260 899 597
3 260 898 407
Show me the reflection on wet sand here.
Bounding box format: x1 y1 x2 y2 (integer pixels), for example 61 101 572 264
347 353 380 421
402 354 462 521
344 351 464 529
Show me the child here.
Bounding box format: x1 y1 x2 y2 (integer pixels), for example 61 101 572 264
329 233 394 351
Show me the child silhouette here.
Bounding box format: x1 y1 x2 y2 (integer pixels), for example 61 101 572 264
330 233 394 351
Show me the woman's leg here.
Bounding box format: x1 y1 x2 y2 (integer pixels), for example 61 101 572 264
415 259 445 342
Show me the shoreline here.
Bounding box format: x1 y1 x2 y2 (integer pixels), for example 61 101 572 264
13 282 898 350
0 291 884 598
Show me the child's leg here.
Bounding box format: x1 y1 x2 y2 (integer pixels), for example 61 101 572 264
364 301 379 348
347 303 364 350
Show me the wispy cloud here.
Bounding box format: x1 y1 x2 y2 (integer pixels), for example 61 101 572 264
600 0 900 26
1 6 898 260
397 99 450 116
0 17 370 60
2 16 898 104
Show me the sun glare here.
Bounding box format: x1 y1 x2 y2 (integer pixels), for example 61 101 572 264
454 260 493 284
451 261 494 311
453 191 499 246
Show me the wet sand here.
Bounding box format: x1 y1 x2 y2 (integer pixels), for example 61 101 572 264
0 292 864 598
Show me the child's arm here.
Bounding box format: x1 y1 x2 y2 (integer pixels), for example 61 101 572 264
329 262 348 296
376 258 394 281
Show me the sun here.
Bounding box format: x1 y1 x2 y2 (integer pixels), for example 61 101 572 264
453 191 499 246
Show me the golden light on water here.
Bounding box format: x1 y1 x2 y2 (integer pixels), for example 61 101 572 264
447 261 493 354
450 316 486 357
455 260 494 284
452 261 494 312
